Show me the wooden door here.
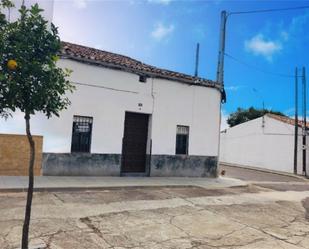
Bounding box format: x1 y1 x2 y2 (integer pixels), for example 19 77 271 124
121 112 149 173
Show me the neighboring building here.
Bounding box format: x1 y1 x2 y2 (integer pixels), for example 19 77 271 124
0 134 42 176
10 42 222 177
220 113 309 175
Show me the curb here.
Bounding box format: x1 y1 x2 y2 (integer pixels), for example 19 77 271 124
0 185 196 193
0 182 249 193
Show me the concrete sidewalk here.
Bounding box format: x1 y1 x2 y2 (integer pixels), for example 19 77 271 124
0 176 246 192
220 163 308 182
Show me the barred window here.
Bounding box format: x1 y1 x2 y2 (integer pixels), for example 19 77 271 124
175 125 189 155
71 116 93 153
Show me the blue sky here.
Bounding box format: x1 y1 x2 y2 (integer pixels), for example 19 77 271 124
6 0 306 126
52 0 309 122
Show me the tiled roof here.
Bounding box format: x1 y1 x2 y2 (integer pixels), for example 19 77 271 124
61 42 220 89
267 113 309 129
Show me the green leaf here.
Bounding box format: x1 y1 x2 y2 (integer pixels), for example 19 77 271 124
0 1 75 119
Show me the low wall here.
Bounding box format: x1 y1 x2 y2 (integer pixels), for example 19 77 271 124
43 153 121 176
43 153 218 177
150 155 218 177
0 134 42 176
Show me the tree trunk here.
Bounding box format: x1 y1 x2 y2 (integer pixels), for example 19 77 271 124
21 113 35 249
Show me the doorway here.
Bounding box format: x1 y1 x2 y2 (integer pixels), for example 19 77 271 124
121 112 150 175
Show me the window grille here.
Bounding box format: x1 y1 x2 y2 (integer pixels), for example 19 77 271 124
176 125 189 155
71 116 93 153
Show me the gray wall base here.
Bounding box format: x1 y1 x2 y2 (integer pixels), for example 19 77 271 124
150 155 218 177
43 153 121 176
43 153 218 177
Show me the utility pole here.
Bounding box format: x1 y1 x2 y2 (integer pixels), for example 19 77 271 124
302 67 307 176
216 10 227 87
262 101 265 127
194 43 200 77
294 68 298 174
216 11 227 172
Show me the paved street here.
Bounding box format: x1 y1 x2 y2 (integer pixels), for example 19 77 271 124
1 178 309 249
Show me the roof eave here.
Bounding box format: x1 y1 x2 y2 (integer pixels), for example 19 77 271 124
60 54 222 91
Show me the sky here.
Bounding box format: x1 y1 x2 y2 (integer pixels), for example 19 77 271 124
3 0 309 130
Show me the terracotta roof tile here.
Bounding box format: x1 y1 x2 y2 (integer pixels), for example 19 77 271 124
60 42 220 89
267 113 309 129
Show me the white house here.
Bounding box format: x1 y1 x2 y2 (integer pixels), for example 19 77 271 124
14 42 223 177
220 113 309 175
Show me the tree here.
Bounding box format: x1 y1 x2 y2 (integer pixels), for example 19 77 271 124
227 107 285 127
0 2 74 248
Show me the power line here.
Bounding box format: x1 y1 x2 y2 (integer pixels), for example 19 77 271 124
224 52 295 78
71 81 139 94
229 5 309 16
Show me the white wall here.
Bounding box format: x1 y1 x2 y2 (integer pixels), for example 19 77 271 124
220 115 308 174
150 77 221 156
0 59 221 156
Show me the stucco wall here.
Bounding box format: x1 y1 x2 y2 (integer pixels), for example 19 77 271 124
42 153 218 177
0 59 221 177
43 153 121 176
220 116 308 174
1 59 220 157
0 134 42 176
150 155 218 177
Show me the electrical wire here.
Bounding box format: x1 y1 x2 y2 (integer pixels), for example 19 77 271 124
223 6 309 79
224 52 296 78
71 81 139 94
228 6 309 16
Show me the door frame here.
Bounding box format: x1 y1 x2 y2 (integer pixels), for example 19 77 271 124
120 111 152 177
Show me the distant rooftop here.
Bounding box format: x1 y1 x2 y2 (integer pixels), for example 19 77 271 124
61 42 221 89
267 113 309 129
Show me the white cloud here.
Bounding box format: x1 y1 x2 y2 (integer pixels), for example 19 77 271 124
225 85 244 91
245 34 282 61
280 31 289 41
151 23 174 41
148 0 172 5
73 0 87 9
244 12 309 61
289 12 309 35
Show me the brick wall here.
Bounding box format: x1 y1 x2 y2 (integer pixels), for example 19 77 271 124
0 134 43 176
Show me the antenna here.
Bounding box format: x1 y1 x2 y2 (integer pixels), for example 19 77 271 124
194 43 200 77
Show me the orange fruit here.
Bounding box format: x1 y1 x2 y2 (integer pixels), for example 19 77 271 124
7 59 17 70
